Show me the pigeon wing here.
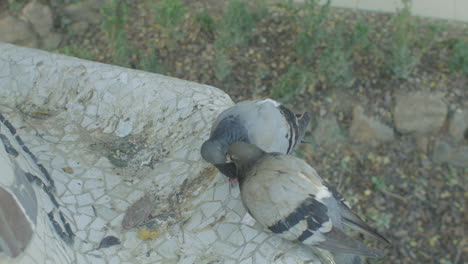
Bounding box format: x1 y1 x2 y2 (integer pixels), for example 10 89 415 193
240 154 332 244
240 154 384 257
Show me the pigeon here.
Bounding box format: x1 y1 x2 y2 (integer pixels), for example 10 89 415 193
226 142 390 264
201 99 310 179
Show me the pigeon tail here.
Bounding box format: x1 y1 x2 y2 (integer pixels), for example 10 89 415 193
328 186 390 245
338 202 390 245
297 111 311 144
318 227 384 258
332 252 363 264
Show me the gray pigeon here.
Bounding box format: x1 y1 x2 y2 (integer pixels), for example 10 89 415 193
226 142 389 264
201 99 310 179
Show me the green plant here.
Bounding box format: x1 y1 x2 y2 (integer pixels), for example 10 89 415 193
275 0 296 11
316 26 355 88
102 0 127 43
154 0 186 30
46 0 79 6
195 10 215 34
274 0 363 97
251 0 269 21
387 0 416 79
59 45 95 60
112 34 132 67
371 176 387 191
60 16 74 36
449 38 468 75
9 0 25 11
282 0 360 94
101 0 131 67
214 52 232 80
215 0 255 49
138 41 166 74
351 21 370 51
386 0 440 79
271 65 314 100
213 0 257 80
295 0 331 62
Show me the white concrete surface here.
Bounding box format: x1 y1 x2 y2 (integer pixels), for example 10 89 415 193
330 0 468 22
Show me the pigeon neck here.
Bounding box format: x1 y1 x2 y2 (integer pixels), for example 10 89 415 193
211 115 249 145
236 152 264 183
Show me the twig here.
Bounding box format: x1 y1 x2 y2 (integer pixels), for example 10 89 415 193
381 189 409 203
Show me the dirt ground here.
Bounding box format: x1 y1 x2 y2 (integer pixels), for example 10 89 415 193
53 1 467 263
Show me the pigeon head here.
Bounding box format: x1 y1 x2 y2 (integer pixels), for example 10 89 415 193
226 142 265 168
201 139 228 164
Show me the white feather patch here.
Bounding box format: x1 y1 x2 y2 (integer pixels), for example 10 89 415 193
278 219 308 241
315 186 332 200
319 219 333 233
301 230 327 245
257 98 281 107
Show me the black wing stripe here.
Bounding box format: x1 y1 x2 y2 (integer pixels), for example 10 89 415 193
328 186 346 203
268 194 329 234
278 105 298 154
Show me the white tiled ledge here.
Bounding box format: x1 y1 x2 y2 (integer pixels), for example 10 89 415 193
0 43 325 264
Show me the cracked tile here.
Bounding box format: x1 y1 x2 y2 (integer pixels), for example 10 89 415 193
67 179 83 195
75 214 92 230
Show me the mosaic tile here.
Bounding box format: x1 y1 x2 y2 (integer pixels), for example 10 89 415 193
76 193 94 206
196 230 218 245
67 179 83 195
75 214 92 230
239 243 258 260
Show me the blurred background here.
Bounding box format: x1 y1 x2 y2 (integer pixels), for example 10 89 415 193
0 0 466 263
